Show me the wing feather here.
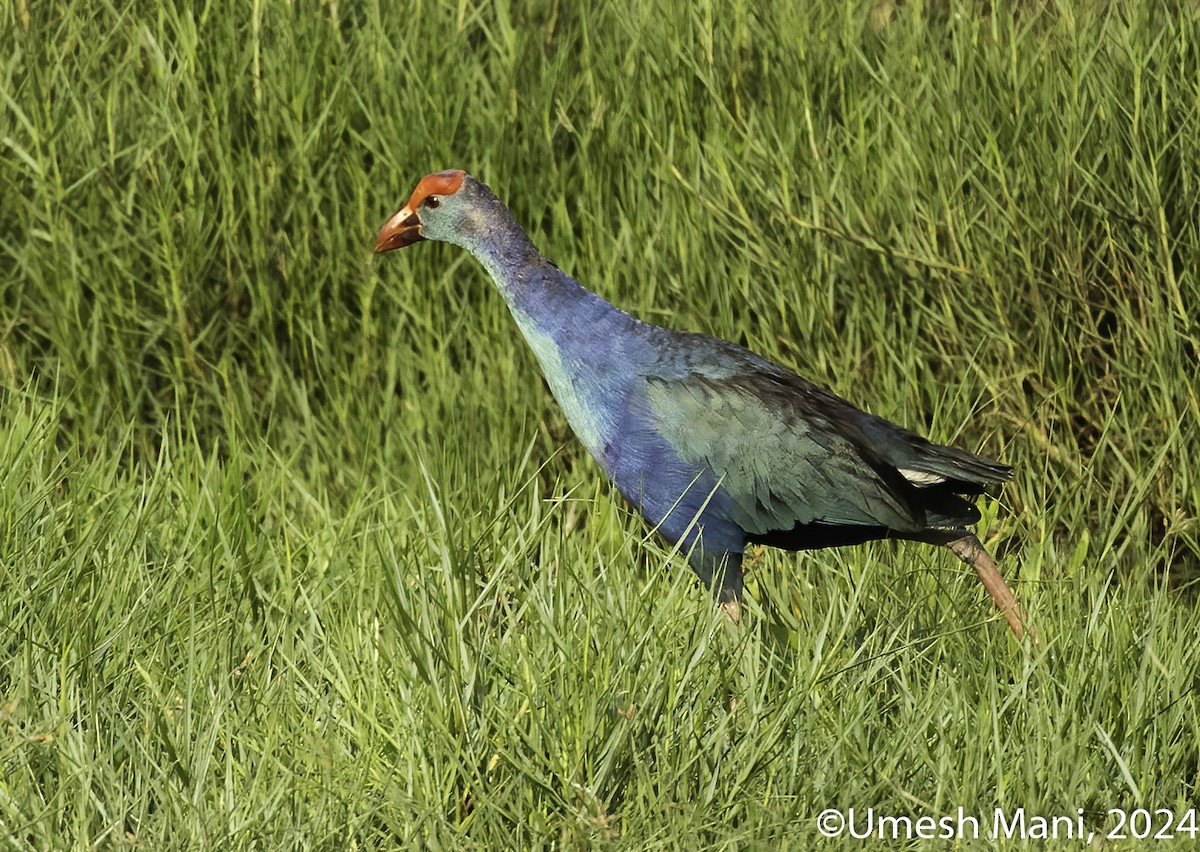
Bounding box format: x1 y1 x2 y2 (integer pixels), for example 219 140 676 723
639 371 920 536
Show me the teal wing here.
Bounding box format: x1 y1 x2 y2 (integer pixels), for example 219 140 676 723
639 370 921 537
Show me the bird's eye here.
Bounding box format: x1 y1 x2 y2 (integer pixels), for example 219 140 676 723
424 196 440 209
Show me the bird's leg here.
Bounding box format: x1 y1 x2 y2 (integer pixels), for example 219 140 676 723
946 533 1033 642
720 599 742 624
683 539 745 626
707 552 744 625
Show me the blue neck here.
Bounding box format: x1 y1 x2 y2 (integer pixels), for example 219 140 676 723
464 218 598 318
458 216 636 463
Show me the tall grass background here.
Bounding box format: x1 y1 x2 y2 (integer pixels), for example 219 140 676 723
2 0 1198 847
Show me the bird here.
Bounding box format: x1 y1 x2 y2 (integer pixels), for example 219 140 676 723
375 169 1028 639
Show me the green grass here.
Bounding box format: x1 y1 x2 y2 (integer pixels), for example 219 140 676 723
2 0 1199 847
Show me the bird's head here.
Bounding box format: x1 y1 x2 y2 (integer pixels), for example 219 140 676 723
374 168 475 253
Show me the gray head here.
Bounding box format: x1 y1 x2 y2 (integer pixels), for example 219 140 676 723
374 169 515 254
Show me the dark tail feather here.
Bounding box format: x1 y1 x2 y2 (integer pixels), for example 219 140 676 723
854 413 1012 489
905 443 1012 489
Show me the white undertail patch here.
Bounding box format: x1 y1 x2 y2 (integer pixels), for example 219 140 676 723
898 468 947 486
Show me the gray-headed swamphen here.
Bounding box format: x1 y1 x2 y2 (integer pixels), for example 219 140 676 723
375 170 1028 639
